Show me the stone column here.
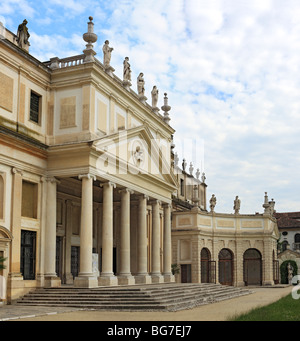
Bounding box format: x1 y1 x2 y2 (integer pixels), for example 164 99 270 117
118 188 135 285
99 182 118 286
7 168 24 302
263 239 275 286
163 203 174 282
74 174 98 288
44 177 61 288
64 200 74 284
135 194 151 284
151 200 164 283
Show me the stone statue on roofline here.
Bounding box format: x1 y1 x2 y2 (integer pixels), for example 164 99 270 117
122 57 132 91
233 196 241 215
137 72 147 104
17 19 30 51
209 194 216 213
123 57 131 82
151 86 159 107
103 40 113 67
103 40 115 77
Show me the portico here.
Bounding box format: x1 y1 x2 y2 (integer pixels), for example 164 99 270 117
43 171 175 288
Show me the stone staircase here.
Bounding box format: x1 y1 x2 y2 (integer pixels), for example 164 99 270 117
16 283 253 312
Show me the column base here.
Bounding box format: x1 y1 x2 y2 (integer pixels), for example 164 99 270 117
134 274 152 285
117 275 136 286
151 274 164 283
98 275 118 286
263 280 274 286
44 275 61 288
163 274 175 283
65 273 74 285
74 275 98 288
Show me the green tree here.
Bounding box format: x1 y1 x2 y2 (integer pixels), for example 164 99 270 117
0 257 6 271
171 263 180 275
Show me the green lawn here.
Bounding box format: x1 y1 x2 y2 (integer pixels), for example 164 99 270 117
230 294 300 321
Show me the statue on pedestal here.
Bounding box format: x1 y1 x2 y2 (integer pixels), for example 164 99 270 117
123 57 131 82
210 194 217 213
17 19 30 50
151 86 159 108
233 196 241 214
288 262 294 285
103 40 113 68
137 73 145 96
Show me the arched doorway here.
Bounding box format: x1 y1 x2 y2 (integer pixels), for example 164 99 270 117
243 249 262 286
218 249 233 286
201 248 211 283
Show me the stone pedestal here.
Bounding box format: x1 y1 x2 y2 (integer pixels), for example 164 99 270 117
117 275 135 286
105 66 115 78
138 95 147 104
44 276 62 288
74 276 98 288
134 274 152 285
98 276 118 286
164 274 175 283
122 80 131 91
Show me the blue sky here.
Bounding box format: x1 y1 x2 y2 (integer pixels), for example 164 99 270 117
2 0 300 214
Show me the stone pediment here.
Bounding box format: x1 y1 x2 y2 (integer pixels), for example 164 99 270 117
93 125 178 192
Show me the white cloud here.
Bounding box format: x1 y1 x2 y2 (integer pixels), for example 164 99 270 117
4 0 300 213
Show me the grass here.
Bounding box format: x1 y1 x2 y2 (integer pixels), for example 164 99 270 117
229 294 300 321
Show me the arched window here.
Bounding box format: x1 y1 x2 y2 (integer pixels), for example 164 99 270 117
295 234 300 244
0 175 4 220
282 241 288 252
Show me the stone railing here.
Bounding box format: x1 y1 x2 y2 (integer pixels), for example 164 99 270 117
44 55 85 69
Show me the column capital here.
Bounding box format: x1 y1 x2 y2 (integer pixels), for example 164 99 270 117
11 167 23 176
45 176 60 184
78 174 96 181
162 203 172 209
137 194 149 201
100 181 116 189
118 188 134 195
150 199 161 206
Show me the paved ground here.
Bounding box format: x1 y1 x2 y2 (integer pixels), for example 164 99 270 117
0 286 292 321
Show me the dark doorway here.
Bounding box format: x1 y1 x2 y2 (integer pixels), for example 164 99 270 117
71 246 80 279
201 248 211 283
181 264 192 283
243 249 262 286
218 249 233 286
20 230 36 280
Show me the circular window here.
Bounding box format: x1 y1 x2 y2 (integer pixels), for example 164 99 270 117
282 232 288 236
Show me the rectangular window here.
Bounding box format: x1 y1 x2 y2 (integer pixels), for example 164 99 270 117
30 91 41 124
180 179 184 196
21 181 38 219
20 230 36 280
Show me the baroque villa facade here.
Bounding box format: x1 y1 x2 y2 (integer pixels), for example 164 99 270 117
0 18 279 303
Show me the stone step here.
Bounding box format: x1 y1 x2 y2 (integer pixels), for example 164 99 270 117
15 283 253 312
